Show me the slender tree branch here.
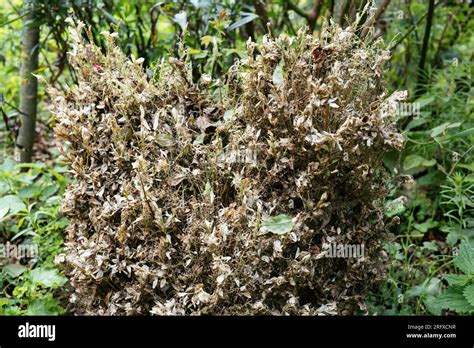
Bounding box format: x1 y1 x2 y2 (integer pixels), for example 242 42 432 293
360 0 391 39
338 0 351 27
287 0 324 32
287 0 310 20
17 2 40 163
252 0 273 34
389 1 442 51
308 0 324 32
415 0 435 97
326 0 335 21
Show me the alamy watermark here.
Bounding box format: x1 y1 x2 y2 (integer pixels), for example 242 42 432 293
0 242 38 260
218 145 258 165
395 102 421 117
321 243 365 258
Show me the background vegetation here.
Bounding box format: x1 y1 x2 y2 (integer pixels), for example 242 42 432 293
0 0 473 315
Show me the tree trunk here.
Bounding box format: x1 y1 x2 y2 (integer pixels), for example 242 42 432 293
17 5 39 163
415 0 435 98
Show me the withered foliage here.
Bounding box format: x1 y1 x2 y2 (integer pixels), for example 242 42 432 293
49 18 405 315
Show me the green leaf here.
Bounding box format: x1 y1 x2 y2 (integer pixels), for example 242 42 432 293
228 13 259 31
446 127 474 140
0 206 8 219
463 284 474 306
457 163 474 172
405 117 427 131
261 214 295 235
447 230 461 246
421 241 438 251
403 155 436 171
424 295 443 315
413 219 438 233
29 268 67 288
414 95 434 109
454 240 474 275
40 185 59 201
435 286 474 313
406 278 441 299
3 264 28 278
26 297 61 315
0 158 15 173
0 194 26 216
272 60 284 88
443 274 471 286
430 122 461 138
18 184 42 199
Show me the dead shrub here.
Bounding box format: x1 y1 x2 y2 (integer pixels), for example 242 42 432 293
49 18 404 315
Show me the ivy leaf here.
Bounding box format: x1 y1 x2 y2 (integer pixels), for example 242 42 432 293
261 214 295 235
463 284 474 306
454 241 474 275
29 268 67 288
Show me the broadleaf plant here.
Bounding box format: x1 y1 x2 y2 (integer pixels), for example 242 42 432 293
434 241 474 314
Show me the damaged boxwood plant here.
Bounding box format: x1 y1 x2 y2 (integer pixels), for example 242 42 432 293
48 14 405 315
